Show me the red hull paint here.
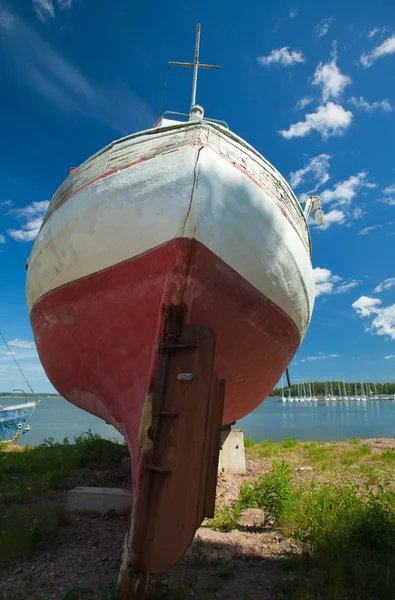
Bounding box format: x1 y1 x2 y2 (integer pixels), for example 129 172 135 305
31 239 299 468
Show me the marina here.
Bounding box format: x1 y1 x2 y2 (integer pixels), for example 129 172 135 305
1 395 395 446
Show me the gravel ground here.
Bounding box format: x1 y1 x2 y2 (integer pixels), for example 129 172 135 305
2 438 394 600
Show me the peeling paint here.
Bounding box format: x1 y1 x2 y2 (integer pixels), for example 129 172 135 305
138 393 154 450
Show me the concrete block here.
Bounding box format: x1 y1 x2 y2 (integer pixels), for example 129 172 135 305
66 487 132 515
218 429 246 474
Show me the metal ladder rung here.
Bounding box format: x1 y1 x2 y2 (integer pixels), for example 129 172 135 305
153 411 179 417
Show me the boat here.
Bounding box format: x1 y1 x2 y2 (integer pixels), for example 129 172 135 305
0 398 38 446
0 332 40 447
26 25 324 595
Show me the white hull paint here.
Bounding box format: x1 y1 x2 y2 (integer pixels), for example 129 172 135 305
27 122 314 336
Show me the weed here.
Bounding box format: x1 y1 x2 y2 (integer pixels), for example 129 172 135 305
98 576 117 600
208 505 241 532
256 439 279 458
244 437 255 448
340 443 372 465
283 481 395 599
147 578 189 600
62 585 89 600
239 460 292 525
0 506 69 567
201 582 223 594
304 443 330 465
281 437 300 449
218 558 237 580
348 438 361 445
191 539 208 567
381 448 395 463
0 433 128 503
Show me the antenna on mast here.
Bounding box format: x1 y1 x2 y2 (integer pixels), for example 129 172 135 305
169 24 219 117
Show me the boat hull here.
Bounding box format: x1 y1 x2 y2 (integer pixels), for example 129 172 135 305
31 238 300 432
0 402 38 445
27 120 314 576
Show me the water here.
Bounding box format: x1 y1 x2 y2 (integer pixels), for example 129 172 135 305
2 397 395 446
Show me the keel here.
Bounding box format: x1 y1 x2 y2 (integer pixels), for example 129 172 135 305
118 308 225 595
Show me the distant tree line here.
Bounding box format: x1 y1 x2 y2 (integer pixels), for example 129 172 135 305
269 381 395 397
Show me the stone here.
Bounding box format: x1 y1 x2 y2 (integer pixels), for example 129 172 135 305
101 508 116 519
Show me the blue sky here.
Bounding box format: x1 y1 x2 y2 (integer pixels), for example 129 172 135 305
1 0 395 393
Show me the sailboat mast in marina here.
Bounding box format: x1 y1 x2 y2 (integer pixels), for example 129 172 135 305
26 25 324 595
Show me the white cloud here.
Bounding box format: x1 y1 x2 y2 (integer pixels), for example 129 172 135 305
336 281 359 293
359 225 381 236
294 96 314 110
352 296 395 340
353 295 382 317
57 0 72 8
8 339 36 349
313 57 352 102
0 199 14 207
257 47 305 67
374 278 395 293
8 200 49 242
0 234 5 243
33 0 55 22
289 8 298 19
0 10 154 135
368 27 385 39
313 267 358 296
352 207 365 220
0 9 14 29
33 0 72 22
368 28 380 38
289 153 331 189
370 305 395 340
314 267 340 296
320 209 346 229
382 197 395 207
280 102 353 140
383 184 395 195
315 17 333 38
348 97 392 112
361 35 395 67
301 353 339 362
384 355 395 359
320 172 375 207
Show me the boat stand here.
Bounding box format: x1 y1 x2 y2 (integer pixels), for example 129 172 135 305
118 307 225 599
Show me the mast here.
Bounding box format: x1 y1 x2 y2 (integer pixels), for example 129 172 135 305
169 24 219 114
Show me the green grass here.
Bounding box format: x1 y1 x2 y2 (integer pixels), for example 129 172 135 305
0 432 128 568
239 460 293 524
0 431 128 503
0 505 69 567
339 443 372 465
244 437 255 448
282 482 395 599
281 437 300 449
209 439 395 599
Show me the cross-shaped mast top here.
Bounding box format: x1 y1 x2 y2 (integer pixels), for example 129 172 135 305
169 24 219 112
